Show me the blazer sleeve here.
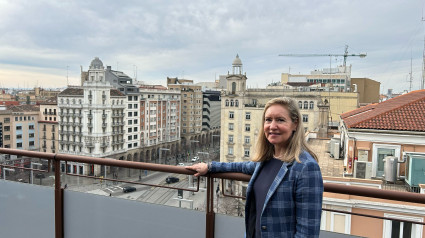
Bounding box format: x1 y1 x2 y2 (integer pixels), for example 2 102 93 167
209 161 256 175
294 160 323 237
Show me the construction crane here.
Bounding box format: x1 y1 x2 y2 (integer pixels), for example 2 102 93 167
278 45 366 69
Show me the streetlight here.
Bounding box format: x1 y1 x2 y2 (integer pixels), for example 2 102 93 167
31 162 42 184
159 148 170 164
3 168 15 180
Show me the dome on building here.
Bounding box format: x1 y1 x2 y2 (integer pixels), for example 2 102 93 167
232 54 242 66
90 57 104 69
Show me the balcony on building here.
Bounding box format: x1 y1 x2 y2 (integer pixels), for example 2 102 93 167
1 148 425 238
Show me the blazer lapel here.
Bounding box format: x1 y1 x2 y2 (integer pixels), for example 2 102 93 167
262 162 292 213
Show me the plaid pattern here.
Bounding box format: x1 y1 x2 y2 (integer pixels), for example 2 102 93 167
210 151 323 238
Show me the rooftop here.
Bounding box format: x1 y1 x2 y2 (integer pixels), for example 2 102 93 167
341 89 425 131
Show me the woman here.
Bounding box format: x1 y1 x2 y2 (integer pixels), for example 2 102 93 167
187 97 323 237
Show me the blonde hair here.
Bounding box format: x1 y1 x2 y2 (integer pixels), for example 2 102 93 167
252 97 318 163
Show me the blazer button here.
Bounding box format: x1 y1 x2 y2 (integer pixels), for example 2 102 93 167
261 226 267 230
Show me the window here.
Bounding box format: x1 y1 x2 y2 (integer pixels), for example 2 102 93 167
298 101 303 109
245 112 251 120
228 147 233 155
4 118 10 123
29 141 35 146
128 112 133 117
133 119 138 124
4 135 10 140
16 142 22 148
245 124 250 132
29 133 34 138
4 126 10 131
244 149 250 157
128 96 132 101
302 115 308 122
229 123 234 131
16 126 22 130
128 120 132 125
134 104 138 109
229 111 234 119
128 104 133 109
133 135 137 139
228 135 234 143
225 100 229 106
16 134 22 139
245 136 250 144
230 100 234 106
309 101 314 109
134 112 138 116
304 101 308 109
235 100 239 107
128 128 132 133
128 135 132 141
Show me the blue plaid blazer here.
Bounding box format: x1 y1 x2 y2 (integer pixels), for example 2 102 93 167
210 151 323 238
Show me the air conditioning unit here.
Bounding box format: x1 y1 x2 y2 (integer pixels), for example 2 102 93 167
405 152 425 189
354 161 372 179
333 142 340 159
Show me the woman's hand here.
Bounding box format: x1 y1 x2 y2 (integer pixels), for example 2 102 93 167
185 163 208 177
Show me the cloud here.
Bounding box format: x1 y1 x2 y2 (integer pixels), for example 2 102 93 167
0 0 424 93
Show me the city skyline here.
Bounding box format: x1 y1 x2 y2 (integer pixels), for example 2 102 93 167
1 0 425 93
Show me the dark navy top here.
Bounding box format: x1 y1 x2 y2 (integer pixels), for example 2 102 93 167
252 158 283 238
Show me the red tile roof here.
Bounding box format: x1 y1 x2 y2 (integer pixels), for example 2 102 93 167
341 89 425 132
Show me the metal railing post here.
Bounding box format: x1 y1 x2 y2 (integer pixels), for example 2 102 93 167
206 175 215 238
54 156 64 238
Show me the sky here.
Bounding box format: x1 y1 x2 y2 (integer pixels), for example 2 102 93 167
1 0 425 94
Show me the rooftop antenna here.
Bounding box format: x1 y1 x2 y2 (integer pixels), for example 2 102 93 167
422 37 425 90
133 65 137 81
422 12 425 89
409 52 413 92
66 65 69 86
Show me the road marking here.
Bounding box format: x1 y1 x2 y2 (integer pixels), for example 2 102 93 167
105 188 114 192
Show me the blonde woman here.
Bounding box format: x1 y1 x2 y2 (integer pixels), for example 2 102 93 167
187 97 323 237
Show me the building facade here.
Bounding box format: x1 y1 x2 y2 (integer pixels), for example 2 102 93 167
138 85 181 162
58 58 127 175
39 99 59 154
167 77 203 149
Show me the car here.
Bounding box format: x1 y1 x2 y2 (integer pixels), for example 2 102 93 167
191 156 199 162
165 176 179 184
178 163 185 166
122 186 136 193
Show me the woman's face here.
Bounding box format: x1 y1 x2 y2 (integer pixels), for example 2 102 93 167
264 104 298 148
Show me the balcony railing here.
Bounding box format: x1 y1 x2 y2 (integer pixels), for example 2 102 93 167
1 148 425 238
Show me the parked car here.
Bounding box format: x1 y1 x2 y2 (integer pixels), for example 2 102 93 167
191 156 199 162
122 186 136 193
178 163 185 166
166 176 180 184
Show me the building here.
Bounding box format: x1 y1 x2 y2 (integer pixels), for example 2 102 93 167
39 98 59 154
340 89 425 183
220 55 328 164
351 77 380 105
202 90 221 131
81 58 141 154
281 65 352 92
138 85 181 162
58 58 127 175
167 77 203 149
